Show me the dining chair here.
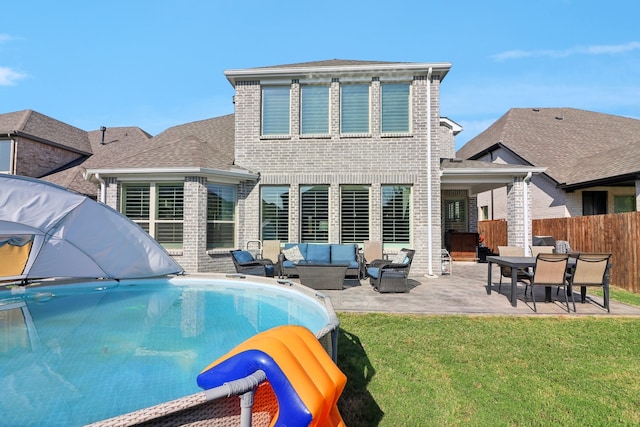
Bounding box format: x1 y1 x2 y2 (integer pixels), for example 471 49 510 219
497 246 531 294
363 240 384 266
529 253 570 312
261 240 282 277
530 245 555 257
567 253 612 312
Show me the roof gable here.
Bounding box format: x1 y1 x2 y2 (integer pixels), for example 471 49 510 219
0 109 91 155
456 108 640 186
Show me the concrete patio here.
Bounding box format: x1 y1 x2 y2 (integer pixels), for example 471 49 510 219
316 261 640 316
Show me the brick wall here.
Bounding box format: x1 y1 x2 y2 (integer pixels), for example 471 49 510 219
15 136 84 178
233 73 444 275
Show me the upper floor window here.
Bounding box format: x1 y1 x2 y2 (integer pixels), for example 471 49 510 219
341 84 369 134
301 85 329 135
207 184 236 249
261 186 289 241
300 185 329 243
382 185 411 244
122 183 184 249
0 139 11 173
262 86 290 136
381 83 410 134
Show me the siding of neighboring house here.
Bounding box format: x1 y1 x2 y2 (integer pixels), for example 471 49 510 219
14 136 86 178
232 68 447 275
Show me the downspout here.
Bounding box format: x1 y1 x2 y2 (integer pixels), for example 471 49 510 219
95 173 106 204
426 67 434 277
523 172 532 255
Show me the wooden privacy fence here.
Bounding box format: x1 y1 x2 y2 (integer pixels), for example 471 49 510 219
479 212 640 293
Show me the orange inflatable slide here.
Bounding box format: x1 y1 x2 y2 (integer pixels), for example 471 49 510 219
198 325 346 427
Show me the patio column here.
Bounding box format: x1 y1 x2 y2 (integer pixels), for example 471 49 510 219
636 179 640 212
506 176 532 251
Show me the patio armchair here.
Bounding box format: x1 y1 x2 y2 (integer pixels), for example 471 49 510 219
230 249 276 277
566 253 612 312
497 246 532 294
529 253 570 312
366 249 415 293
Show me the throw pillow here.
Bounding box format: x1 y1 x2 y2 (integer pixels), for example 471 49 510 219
282 245 304 262
392 250 408 264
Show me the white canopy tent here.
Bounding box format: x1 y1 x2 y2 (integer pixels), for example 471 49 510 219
0 175 183 282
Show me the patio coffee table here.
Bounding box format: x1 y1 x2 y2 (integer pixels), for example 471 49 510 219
294 261 349 290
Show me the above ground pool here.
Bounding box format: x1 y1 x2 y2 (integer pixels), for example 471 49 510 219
0 274 337 426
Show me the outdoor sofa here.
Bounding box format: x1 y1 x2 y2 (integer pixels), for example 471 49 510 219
278 243 364 279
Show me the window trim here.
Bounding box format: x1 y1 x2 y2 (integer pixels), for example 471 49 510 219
207 184 236 250
260 185 290 241
121 182 184 249
381 185 412 246
381 82 412 136
340 185 370 244
261 85 291 137
300 84 330 136
340 83 370 136
300 185 329 243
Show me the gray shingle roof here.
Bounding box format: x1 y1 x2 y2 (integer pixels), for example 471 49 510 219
456 108 640 186
0 109 91 154
43 115 238 197
42 126 153 195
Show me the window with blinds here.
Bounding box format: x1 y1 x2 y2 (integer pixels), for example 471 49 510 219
261 186 289 241
121 183 183 248
207 184 236 249
341 185 370 243
262 86 290 136
381 83 410 134
155 184 184 248
0 139 11 173
341 84 369 134
301 85 329 135
122 184 150 232
381 185 411 244
300 185 329 243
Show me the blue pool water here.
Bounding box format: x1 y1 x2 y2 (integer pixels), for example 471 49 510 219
0 276 331 426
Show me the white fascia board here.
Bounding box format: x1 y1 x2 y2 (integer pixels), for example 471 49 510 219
85 167 259 183
441 167 546 177
225 62 452 86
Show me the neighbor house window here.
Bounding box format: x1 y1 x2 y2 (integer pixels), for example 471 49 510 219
301 85 329 135
341 185 370 243
382 185 411 244
0 139 11 173
381 83 410 134
614 195 636 213
261 186 289 241
341 84 369 134
122 183 184 249
207 184 236 249
300 185 329 243
262 86 290 136
583 191 607 216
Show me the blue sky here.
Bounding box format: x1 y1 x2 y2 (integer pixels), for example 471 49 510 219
2 0 639 150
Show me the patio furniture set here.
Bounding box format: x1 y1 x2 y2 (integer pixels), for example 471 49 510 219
230 241 415 293
487 247 612 313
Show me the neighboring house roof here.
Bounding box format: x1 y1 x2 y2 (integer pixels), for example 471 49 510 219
0 109 91 155
456 108 640 189
225 59 452 86
43 126 152 195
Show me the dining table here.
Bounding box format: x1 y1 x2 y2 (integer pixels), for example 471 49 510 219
486 255 576 307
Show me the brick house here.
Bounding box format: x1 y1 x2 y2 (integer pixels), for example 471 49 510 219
457 108 640 221
2 60 542 274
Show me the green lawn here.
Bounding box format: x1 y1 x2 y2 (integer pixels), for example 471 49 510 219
336 313 640 426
